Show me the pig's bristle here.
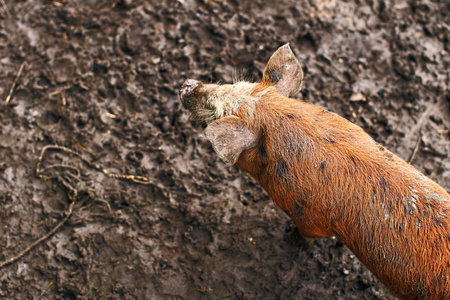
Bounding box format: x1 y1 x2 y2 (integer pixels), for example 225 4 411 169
232 69 240 84
232 72 252 84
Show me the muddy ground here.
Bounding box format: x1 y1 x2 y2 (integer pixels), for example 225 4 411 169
0 0 449 299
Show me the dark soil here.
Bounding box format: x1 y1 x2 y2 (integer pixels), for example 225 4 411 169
0 0 449 299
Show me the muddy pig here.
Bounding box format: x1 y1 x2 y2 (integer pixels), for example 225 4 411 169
179 44 450 299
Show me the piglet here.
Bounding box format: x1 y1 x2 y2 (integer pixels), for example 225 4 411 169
179 44 450 299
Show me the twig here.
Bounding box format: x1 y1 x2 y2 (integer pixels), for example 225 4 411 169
79 190 112 214
408 133 422 164
37 144 153 184
61 90 66 106
102 169 153 184
0 198 76 269
35 280 54 300
110 0 121 10
49 84 73 97
344 100 358 120
36 145 88 175
38 164 81 178
0 0 13 20
5 62 25 103
91 198 112 214
74 139 97 157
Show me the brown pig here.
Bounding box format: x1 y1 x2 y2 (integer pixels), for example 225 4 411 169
179 44 450 299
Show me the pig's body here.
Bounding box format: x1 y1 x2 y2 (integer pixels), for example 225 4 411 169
180 44 450 299
236 90 450 299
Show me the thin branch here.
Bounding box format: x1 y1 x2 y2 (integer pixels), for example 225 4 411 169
102 170 153 184
35 280 54 300
37 144 153 184
5 62 25 103
0 199 76 269
38 164 81 178
408 133 422 164
36 145 87 175
0 0 13 21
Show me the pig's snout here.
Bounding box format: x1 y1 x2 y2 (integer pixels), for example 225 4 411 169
180 79 200 108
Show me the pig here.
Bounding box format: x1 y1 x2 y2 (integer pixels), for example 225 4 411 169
179 44 450 299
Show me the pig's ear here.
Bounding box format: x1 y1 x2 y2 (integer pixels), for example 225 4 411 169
262 44 303 97
203 116 258 165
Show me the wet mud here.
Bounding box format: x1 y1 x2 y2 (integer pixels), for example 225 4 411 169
0 0 449 299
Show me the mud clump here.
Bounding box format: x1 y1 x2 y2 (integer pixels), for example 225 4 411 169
0 0 448 299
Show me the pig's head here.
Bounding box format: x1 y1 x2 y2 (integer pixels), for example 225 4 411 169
179 44 303 165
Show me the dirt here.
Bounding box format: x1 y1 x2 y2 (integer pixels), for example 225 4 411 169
0 0 448 299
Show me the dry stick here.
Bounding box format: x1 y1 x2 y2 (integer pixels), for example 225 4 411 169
78 190 112 215
0 0 13 20
37 144 153 184
37 145 89 175
0 199 76 269
35 280 54 300
345 100 358 120
102 169 153 184
74 139 97 157
5 62 25 103
88 192 112 214
408 133 422 164
61 90 66 106
39 164 81 178
110 0 121 10
49 84 73 97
